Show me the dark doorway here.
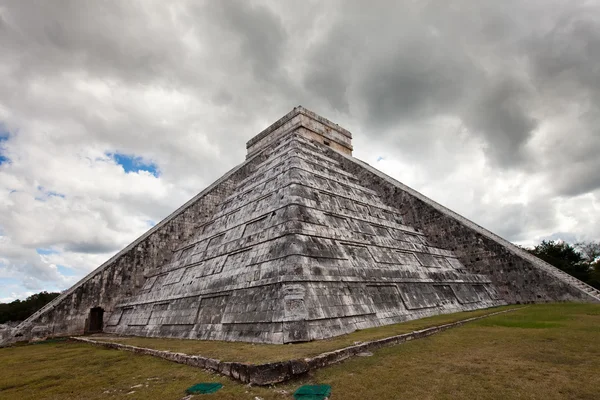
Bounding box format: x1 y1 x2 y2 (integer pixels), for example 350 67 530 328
88 307 104 333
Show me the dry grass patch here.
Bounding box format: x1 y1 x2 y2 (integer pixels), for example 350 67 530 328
96 305 517 363
281 303 600 400
1 303 598 400
0 340 282 400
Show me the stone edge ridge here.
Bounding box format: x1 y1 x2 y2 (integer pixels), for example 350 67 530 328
71 306 523 386
13 155 261 334
246 106 352 150
341 154 600 303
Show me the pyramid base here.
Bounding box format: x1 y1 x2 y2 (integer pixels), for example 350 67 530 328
104 281 505 344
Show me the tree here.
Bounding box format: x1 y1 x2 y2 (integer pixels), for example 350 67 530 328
575 241 600 264
575 242 600 289
528 240 590 283
576 241 600 289
0 291 60 324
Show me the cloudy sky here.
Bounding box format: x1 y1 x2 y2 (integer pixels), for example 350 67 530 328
1 0 599 302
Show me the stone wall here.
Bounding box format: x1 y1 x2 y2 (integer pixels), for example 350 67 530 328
329 152 596 304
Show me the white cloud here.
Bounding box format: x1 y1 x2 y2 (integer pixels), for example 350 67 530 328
0 0 599 300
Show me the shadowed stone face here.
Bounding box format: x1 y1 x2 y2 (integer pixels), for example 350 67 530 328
5 107 596 346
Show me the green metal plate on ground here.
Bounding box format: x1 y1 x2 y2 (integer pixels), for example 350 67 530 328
293 384 332 399
185 382 223 394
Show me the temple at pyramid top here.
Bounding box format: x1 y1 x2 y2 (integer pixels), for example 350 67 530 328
246 106 353 158
3 107 598 347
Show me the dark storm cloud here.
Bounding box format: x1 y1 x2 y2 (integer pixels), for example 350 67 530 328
206 1 288 82
462 77 538 168
552 153 600 197
357 37 471 128
303 25 357 113
521 8 600 195
0 1 188 86
527 11 600 95
477 198 559 243
299 0 597 171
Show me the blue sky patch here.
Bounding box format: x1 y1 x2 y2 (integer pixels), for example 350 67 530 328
0 127 9 142
36 248 59 256
0 127 9 166
0 277 20 285
107 152 159 177
57 265 77 277
35 186 66 201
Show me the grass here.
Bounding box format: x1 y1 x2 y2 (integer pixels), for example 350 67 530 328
0 339 275 400
93 305 517 363
0 303 598 399
294 302 600 400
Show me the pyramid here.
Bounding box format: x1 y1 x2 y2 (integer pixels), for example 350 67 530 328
5 107 599 345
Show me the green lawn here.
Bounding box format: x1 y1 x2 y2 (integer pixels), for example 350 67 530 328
1 303 598 400
92 305 517 363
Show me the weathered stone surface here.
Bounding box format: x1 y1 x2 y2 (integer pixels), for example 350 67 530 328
247 361 292 385
289 359 310 375
4 106 598 347
229 362 250 382
326 151 600 304
0 324 15 344
205 358 220 371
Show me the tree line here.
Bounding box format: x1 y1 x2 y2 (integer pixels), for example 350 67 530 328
0 291 60 324
527 240 600 290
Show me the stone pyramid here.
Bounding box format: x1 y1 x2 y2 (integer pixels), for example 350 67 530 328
5 107 599 346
